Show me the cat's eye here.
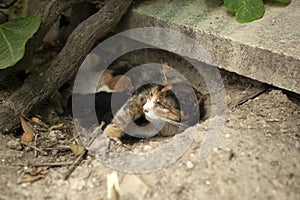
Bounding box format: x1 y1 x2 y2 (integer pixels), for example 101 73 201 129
140 96 145 102
155 101 163 107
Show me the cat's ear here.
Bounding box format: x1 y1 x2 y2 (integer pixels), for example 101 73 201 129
162 85 172 92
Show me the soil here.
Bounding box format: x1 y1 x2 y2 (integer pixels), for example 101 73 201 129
0 66 299 200
0 71 300 200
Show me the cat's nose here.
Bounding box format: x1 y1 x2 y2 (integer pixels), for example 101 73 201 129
143 103 149 113
143 108 149 113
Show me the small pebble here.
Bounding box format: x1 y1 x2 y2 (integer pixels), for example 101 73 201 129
7 140 22 150
271 19 276 25
49 130 64 139
52 149 59 156
186 161 194 169
48 130 58 142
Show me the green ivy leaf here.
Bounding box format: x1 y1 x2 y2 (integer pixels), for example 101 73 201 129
236 0 265 23
224 0 243 13
224 0 265 23
0 15 41 70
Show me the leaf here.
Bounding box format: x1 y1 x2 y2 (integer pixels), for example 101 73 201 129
29 166 49 176
224 0 243 13
31 117 42 124
224 0 265 23
236 0 265 23
69 144 85 156
20 116 35 142
108 75 133 92
0 15 41 69
49 123 67 130
18 175 43 184
30 116 49 129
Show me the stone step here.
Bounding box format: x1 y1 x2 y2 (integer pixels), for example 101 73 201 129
119 0 300 94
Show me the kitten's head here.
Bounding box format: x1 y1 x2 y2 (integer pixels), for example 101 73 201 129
143 85 181 122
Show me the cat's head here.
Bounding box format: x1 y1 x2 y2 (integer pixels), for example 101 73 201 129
142 85 181 122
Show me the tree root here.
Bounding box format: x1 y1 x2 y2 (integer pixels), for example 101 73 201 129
0 0 133 134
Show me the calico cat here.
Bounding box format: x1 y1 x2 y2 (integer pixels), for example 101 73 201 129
103 81 205 139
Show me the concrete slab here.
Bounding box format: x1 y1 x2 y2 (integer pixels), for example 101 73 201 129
120 0 300 94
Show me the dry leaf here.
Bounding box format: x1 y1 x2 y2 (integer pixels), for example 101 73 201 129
97 74 133 93
49 123 67 131
30 117 48 128
29 166 49 176
99 70 113 86
20 116 35 142
69 144 85 156
18 175 43 184
31 117 41 124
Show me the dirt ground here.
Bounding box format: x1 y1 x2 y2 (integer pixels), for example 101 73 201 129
0 65 299 200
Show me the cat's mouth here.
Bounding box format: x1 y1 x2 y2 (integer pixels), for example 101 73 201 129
144 111 160 122
144 112 169 125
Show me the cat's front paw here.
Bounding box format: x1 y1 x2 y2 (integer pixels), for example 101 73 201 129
160 122 180 136
103 124 123 138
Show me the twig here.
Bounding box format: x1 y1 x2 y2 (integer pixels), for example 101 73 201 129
43 145 70 151
33 126 49 132
34 134 38 157
63 149 87 180
21 141 48 156
15 162 73 167
63 122 105 180
68 134 79 144
229 85 268 109
88 121 105 147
